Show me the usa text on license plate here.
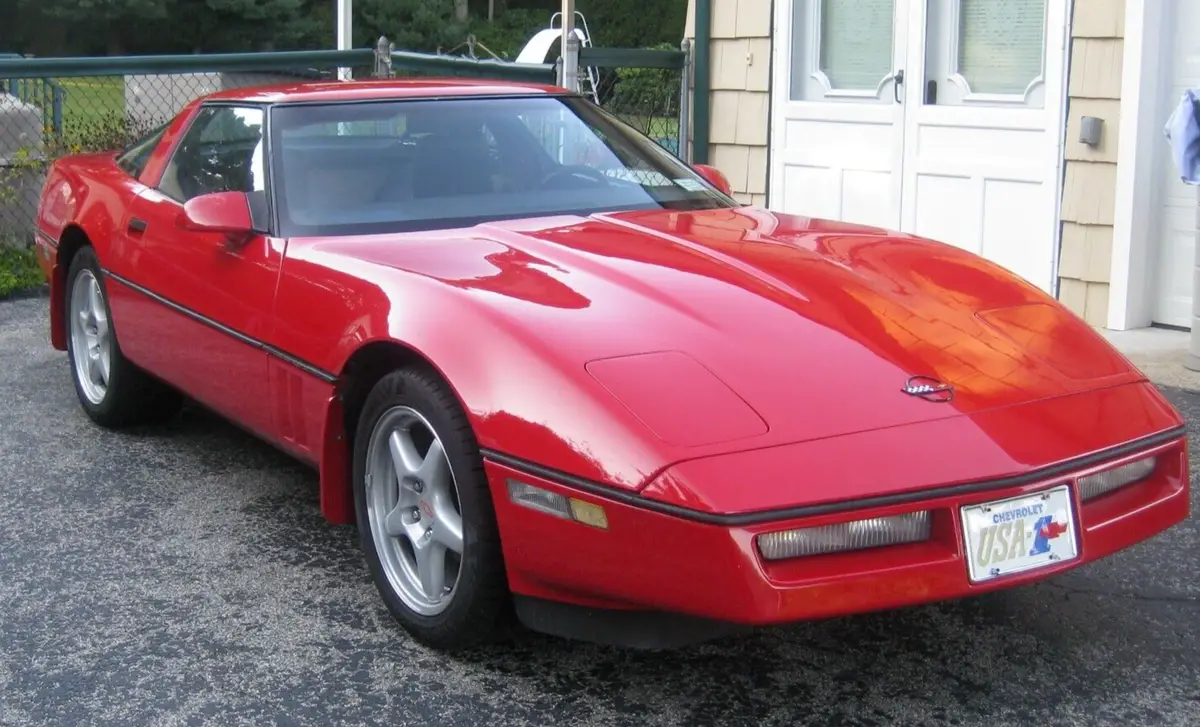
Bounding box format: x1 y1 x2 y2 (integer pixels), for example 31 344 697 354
960 485 1078 583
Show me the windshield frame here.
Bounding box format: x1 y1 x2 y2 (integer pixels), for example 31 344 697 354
265 92 739 238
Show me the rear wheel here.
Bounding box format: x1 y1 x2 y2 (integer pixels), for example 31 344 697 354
352 367 510 650
64 246 182 427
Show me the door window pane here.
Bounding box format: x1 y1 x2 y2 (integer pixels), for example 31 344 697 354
958 0 1045 95
158 105 266 202
819 0 895 90
115 124 168 180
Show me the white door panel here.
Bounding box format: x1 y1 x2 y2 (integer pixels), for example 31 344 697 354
1155 141 1197 327
899 0 1065 293
770 0 1068 296
771 0 909 231
981 179 1055 287
1154 0 1200 327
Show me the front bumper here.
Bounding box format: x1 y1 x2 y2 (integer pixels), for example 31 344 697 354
484 428 1189 647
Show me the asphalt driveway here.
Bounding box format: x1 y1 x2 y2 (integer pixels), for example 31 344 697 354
1 295 1197 727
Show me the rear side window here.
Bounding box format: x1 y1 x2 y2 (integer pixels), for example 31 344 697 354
115 125 168 180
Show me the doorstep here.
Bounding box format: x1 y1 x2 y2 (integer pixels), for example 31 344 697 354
1101 326 1200 392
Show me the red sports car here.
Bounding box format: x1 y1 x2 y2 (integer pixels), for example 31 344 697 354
33 79 1190 651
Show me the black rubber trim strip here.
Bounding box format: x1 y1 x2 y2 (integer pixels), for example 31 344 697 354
36 230 58 248
481 424 1188 526
102 269 339 384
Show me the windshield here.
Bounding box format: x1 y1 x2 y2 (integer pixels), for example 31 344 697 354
268 95 737 236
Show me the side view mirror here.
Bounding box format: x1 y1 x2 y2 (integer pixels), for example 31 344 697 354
176 191 257 247
692 163 733 196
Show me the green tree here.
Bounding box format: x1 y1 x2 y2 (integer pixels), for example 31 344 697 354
495 0 687 49
355 0 467 54
16 0 172 54
170 0 309 52
0 0 687 59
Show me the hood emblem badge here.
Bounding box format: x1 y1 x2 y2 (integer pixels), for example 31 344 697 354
902 375 955 403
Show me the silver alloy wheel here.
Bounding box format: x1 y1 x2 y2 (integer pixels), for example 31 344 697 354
365 405 465 616
69 268 111 406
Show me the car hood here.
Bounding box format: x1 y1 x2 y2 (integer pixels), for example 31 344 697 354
312 206 1144 485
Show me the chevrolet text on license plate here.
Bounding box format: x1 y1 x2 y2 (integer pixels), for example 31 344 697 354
960 484 1079 583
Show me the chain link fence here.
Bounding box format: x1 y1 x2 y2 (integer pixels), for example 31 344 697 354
0 51 388 245
392 40 689 159
0 40 688 247
578 45 688 158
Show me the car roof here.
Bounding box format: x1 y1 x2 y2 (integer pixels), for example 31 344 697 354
202 77 567 105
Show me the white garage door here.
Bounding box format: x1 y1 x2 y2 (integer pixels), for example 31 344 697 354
1153 0 1200 328
768 0 1069 293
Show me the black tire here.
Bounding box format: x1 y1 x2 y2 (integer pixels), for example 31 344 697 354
352 367 512 651
64 246 183 427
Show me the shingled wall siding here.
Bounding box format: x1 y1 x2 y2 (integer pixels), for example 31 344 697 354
1058 0 1127 325
686 0 772 206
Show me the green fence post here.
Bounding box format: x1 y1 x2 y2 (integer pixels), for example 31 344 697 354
692 0 712 165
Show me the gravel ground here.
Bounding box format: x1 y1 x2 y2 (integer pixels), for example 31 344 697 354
1 294 1197 727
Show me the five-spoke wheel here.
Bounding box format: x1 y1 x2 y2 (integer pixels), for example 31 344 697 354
352 368 510 650
69 267 111 405
365 406 465 616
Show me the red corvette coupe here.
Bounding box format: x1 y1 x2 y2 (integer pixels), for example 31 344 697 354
33 79 1190 650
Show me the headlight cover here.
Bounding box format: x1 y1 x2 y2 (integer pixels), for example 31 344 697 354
756 511 931 561
1077 456 1156 501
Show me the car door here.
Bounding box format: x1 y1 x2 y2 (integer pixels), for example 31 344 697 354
110 103 283 440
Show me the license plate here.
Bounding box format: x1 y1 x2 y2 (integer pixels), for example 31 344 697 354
961 484 1079 583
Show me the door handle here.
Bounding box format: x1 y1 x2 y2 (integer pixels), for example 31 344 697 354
893 69 905 103
128 217 147 233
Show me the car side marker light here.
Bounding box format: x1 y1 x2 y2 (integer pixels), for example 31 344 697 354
507 479 609 530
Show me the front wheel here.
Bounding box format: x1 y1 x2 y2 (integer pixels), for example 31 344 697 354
64 246 182 427
352 368 511 650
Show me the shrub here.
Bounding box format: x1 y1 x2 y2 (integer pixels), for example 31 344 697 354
607 42 679 119
59 113 165 154
0 242 44 299
463 8 548 59
0 113 163 238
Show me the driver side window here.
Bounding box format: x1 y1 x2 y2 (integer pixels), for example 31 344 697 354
158 105 266 203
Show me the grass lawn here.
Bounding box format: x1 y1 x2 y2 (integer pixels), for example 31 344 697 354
0 244 45 299
55 76 126 127
42 76 133 151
